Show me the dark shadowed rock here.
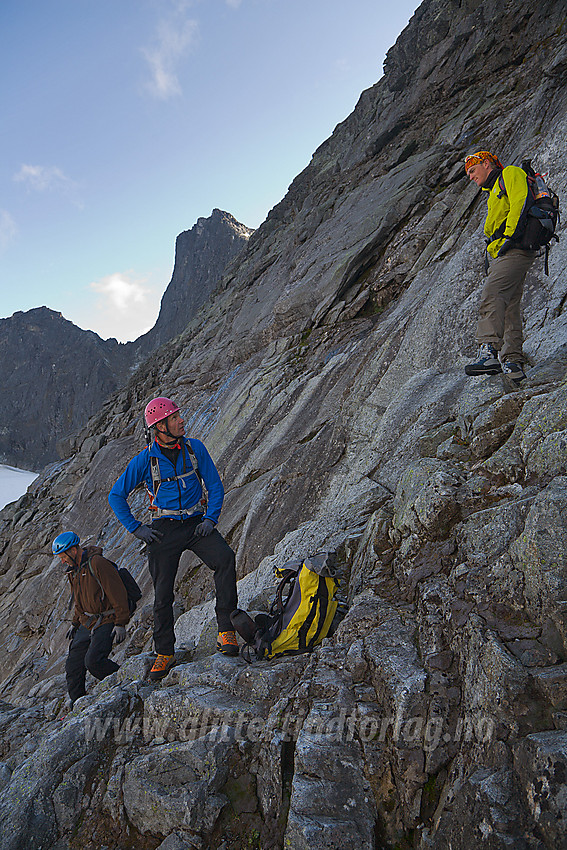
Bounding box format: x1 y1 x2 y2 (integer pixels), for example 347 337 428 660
0 307 131 470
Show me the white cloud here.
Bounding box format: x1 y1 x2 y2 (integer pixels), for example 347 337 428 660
13 164 82 207
225 0 243 8
15 164 68 192
142 15 199 99
86 271 162 341
0 210 17 251
90 271 150 311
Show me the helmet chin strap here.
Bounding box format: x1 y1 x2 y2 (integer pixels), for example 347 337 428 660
154 416 179 447
65 547 81 570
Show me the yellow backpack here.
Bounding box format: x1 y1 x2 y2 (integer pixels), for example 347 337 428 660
231 552 339 661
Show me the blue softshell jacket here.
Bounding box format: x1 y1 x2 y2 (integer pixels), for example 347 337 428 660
108 437 224 533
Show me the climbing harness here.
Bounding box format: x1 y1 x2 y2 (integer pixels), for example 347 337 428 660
146 440 207 519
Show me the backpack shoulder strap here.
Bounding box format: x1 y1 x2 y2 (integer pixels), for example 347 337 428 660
185 438 197 463
87 556 106 601
499 168 534 203
269 569 297 617
184 439 202 484
148 442 201 495
149 453 161 497
521 159 536 178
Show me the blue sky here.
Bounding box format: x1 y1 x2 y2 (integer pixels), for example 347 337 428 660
1 0 420 342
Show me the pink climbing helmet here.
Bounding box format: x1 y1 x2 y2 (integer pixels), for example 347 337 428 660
144 396 180 427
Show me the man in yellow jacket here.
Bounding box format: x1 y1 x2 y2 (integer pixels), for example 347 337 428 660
464 151 536 383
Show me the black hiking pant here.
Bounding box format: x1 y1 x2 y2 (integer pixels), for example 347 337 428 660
66 623 119 705
147 516 238 655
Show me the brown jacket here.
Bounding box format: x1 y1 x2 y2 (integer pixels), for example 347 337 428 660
68 545 130 629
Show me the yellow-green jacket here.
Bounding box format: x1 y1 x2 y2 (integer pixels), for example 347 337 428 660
483 165 530 259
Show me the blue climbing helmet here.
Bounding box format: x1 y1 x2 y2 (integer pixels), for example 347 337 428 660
52 531 80 556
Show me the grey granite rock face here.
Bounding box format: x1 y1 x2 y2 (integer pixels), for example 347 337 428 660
1 0 567 848
123 733 231 835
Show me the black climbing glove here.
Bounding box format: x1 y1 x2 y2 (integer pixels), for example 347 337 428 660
133 524 163 544
195 518 214 537
112 625 127 644
66 624 79 642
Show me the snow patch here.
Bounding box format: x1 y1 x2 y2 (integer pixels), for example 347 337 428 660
0 464 38 511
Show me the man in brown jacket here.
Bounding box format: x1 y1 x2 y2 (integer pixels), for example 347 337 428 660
52 531 130 706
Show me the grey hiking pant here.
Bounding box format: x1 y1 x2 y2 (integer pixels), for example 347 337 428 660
475 248 536 363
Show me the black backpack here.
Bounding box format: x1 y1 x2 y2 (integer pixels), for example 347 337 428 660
498 159 560 274
87 556 142 614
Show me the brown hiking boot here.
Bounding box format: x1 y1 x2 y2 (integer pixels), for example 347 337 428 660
148 654 175 681
216 631 239 657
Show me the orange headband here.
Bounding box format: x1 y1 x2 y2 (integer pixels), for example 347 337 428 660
464 151 504 172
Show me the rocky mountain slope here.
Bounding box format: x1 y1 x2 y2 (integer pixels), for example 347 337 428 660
1 210 251 471
1 0 567 848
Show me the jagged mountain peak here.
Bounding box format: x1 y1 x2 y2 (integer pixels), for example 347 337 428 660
0 307 131 469
131 208 253 358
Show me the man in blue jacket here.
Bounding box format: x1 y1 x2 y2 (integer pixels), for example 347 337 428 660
108 396 238 680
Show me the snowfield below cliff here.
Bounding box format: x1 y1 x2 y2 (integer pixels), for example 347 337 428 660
0 464 37 511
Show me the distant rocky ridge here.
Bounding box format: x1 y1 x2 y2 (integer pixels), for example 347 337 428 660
1 209 252 471
0 307 132 470
1 0 567 848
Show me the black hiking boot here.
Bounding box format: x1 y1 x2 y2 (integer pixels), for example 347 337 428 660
465 344 502 376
